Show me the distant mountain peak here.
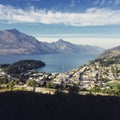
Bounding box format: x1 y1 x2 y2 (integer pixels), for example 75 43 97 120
57 39 66 43
5 28 20 34
56 39 72 45
10 28 18 31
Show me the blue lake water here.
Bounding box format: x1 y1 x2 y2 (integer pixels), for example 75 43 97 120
0 54 98 73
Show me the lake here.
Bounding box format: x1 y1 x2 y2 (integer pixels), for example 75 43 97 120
0 54 98 73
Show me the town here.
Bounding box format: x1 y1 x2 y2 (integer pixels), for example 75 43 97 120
0 56 120 95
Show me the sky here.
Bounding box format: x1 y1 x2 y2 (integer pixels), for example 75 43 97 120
0 0 120 49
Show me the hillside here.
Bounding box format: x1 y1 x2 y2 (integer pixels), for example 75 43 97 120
74 46 119 79
0 29 104 55
54 45 120 92
99 45 120 59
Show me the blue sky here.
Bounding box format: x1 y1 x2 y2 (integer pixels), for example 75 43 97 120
0 0 120 48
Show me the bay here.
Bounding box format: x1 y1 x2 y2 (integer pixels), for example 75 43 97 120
0 54 98 73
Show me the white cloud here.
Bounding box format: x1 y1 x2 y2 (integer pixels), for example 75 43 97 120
0 4 120 26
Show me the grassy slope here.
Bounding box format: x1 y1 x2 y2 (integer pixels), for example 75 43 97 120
0 91 120 120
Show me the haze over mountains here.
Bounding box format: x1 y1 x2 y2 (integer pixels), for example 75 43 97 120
0 29 104 55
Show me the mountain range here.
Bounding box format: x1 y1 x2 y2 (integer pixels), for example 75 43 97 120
0 29 104 55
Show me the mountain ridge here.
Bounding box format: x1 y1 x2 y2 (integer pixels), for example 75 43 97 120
45 39 104 54
0 29 104 55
